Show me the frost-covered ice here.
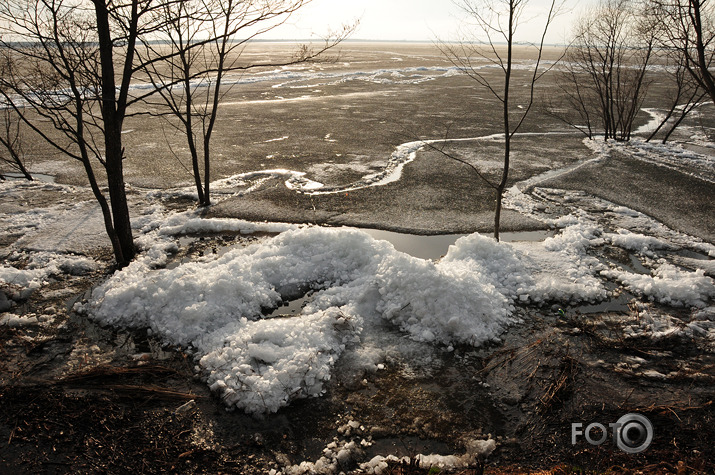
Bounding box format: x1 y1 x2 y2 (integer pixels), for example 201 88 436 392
621 303 715 353
504 159 715 310
88 227 525 413
603 263 715 308
82 197 715 415
146 139 431 200
146 132 579 203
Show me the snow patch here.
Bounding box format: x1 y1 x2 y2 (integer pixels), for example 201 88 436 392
88 227 525 413
603 263 715 308
0 252 98 290
86 201 715 414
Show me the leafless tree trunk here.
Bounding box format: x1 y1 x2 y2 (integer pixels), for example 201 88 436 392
0 0 179 266
0 0 124 264
0 0 329 265
548 64 598 139
440 0 562 241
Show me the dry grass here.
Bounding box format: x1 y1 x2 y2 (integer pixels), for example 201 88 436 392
57 364 202 401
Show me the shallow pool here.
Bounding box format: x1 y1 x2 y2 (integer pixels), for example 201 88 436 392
362 228 553 261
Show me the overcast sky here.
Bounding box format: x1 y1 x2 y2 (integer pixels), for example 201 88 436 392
265 0 595 44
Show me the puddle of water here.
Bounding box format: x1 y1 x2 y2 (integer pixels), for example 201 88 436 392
575 291 635 314
672 249 712 261
3 172 56 183
628 254 651 275
597 251 651 277
362 229 467 260
362 228 553 261
266 293 312 318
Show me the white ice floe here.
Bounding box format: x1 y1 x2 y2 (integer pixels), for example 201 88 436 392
283 439 364 475
202 308 360 413
88 208 711 415
157 210 299 237
602 263 715 308
604 229 674 256
88 227 523 413
267 65 462 89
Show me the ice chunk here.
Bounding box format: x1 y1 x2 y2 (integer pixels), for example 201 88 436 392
89 226 527 413
603 263 715 308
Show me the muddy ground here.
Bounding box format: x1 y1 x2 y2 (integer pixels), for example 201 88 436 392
1 43 714 473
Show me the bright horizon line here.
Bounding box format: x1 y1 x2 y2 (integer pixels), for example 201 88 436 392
238 38 570 47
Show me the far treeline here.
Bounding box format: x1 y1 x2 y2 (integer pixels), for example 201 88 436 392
0 0 712 266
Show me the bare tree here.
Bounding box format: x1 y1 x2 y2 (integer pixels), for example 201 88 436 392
440 0 562 241
647 0 715 105
549 61 599 139
141 0 351 206
560 0 655 142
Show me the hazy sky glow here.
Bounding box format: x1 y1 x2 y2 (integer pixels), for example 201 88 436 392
266 0 594 44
